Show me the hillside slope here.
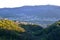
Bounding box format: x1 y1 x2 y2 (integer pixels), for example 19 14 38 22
0 19 43 40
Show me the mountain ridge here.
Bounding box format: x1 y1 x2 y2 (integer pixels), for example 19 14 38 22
0 5 60 18
0 5 60 24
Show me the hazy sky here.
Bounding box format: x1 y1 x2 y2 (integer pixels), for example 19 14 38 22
0 0 60 8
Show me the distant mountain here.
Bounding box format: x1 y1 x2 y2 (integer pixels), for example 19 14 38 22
0 5 60 17
0 5 60 24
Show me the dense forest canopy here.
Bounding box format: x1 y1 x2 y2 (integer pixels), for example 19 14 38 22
0 19 60 40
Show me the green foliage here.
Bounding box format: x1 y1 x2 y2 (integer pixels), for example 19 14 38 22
0 19 26 40
0 19 25 32
41 20 60 40
0 19 60 40
19 24 44 40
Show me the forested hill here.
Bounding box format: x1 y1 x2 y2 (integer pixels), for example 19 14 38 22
0 19 60 40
